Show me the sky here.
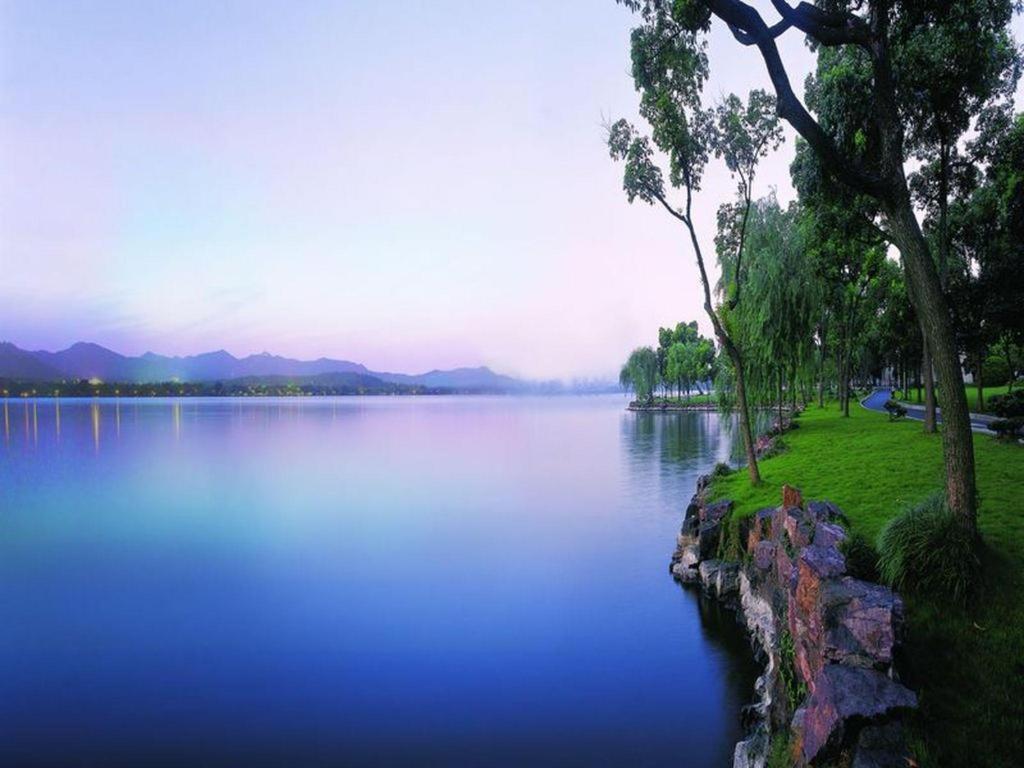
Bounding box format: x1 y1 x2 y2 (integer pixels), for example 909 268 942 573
1 2 1021 380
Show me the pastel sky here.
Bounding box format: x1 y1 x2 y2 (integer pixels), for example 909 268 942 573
1 2 1021 379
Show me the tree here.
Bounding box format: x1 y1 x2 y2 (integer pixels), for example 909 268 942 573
607 10 782 483
720 192 819 423
620 346 660 403
618 0 1007 531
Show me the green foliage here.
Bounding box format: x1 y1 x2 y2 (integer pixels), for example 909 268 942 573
839 531 881 583
989 389 1024 418
766 734 793 768
710 461 733 478
989 417 1024 440
778 630 808 712
877 493 981 605
620 347 660 403
983 356 1012 387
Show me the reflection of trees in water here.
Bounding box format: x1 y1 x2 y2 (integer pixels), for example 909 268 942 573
620 411 736 509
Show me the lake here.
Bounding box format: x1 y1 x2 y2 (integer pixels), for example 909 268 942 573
0 395 758 767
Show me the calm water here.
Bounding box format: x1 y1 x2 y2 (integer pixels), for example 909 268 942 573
1 395 757 767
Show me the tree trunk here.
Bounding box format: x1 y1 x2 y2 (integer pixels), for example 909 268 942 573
778 367 784 429
886 201 977 532
922 337 937 433
977 354 984 412
728 343 761 484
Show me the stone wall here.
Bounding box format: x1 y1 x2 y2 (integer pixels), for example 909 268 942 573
671 480 917 767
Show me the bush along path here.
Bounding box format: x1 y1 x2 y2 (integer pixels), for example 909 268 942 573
672 479 917 767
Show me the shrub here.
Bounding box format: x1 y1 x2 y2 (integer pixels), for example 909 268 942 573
840 532 881 582
884 399 907 421
877 492 980 604
989 417 1024 440
711 461 734 478
982 355 1011 387
989 389 1024 418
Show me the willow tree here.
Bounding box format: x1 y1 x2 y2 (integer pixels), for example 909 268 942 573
607 12 781 483
620 346 660 403
721 193 819 424
619 0 994 531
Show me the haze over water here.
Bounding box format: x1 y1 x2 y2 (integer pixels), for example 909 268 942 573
1 395 757 767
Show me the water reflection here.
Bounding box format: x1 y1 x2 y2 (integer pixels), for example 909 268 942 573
2 396 758 768
91 401 100 452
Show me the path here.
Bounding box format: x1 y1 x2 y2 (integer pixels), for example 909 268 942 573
861 388 998 434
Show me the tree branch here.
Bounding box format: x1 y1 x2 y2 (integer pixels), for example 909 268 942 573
707 0 890 200
768 1 870 47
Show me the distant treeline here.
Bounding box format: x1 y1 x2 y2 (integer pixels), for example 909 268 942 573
0 377 472 398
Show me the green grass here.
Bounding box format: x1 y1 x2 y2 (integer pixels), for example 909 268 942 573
897 383 1016 413
712 402 1024 766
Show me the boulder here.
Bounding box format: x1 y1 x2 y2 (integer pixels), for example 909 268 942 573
781 505 817 550
793 665 917 765
790 546 848 685
699 559 740 599
671 542 701 583
821 578 904 670
807 499 847 526
813 521 846 549
698 519 722 561
747 507 776 551
753 540 776 571
702 499 733 523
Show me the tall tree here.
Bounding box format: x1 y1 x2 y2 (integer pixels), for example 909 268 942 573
607 11 782 483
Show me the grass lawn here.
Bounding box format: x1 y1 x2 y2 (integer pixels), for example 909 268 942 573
897 383 1017 413
712 402 1024 767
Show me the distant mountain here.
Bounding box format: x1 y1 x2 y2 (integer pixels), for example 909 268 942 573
374 366 524 390
0 341 525 392
0 342 64 381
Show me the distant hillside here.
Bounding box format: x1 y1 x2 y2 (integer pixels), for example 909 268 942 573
0 341 526 392
0 342 64 381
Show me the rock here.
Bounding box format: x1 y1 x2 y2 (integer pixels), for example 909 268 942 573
700 559 740 599
799 545 847 581
781 505 816 550
747 507 775 551
793 665 917 765
821 578 904 670
733 725 770 768
807 499 847 526
813 520 846 549
671 542 701 583
753 540 776 571
782 484 803 509
702 499 733 523
790 546 848 685
698 519 722 561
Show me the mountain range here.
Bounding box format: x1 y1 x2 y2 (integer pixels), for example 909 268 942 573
0 341 527 392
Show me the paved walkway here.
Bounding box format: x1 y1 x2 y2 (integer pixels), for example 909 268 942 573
861 388 998 434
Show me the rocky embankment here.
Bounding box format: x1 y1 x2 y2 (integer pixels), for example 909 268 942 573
627 401 718 412
672 479 917 767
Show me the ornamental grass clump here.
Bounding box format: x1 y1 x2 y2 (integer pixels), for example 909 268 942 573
877 492 980 605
